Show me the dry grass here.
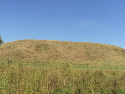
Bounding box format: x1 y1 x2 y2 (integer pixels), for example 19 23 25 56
0 39 125 63
0 63 125 94
0 39 125 93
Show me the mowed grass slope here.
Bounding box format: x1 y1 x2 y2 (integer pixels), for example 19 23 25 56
0 39 125 63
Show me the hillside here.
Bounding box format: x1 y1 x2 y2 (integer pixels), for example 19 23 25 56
0 39 125 63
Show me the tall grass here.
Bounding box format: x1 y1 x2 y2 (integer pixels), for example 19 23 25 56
0 61 125 94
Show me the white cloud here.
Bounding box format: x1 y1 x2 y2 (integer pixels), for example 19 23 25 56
77 19 102 29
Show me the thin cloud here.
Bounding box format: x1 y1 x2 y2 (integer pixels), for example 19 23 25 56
77 19 102 29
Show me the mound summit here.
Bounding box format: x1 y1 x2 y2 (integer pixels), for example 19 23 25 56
0 39 125 63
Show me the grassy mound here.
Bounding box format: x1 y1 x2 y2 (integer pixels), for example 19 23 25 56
0 39 125 93
0 39 125 63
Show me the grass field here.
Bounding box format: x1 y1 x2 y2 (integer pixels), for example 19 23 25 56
0 58 125 94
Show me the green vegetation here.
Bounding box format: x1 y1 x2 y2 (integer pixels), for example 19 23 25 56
0 39 125 93
0 61 125 94
0 36 4 45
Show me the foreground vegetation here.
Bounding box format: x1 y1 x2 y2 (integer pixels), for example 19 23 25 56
0 59 125 94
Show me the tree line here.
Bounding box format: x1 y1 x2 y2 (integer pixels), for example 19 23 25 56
0 36 4 45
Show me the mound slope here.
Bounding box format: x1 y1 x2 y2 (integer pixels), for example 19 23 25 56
0 39 125 63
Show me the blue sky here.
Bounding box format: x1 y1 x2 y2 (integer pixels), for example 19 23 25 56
0 0 125 49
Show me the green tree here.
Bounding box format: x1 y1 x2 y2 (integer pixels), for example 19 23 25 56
0 36 4 45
